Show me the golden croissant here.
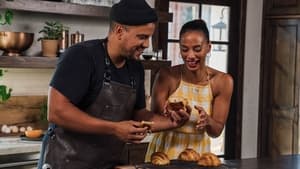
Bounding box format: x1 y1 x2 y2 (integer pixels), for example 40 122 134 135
151 152 170 165
178 148 200 162
197 152 221 167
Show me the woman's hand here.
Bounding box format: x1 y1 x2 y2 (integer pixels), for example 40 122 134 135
163 101 191 126
195 105 209 131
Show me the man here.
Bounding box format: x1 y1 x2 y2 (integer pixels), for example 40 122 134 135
38 0 190 169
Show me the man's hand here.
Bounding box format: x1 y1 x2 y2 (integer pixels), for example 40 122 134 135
113 120 148 143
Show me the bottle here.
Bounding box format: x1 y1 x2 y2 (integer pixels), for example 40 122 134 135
59 29 69 53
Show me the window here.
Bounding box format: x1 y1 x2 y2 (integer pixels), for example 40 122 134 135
168 2 230 73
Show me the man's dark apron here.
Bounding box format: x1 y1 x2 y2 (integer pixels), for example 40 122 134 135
38 42 137 169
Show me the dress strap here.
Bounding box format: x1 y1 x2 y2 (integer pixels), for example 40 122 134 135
205 66 210 82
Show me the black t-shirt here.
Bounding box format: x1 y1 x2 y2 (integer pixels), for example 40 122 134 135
50 39 146 111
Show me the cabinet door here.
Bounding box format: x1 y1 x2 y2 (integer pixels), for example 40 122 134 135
260 19 300 156
264 0 300 16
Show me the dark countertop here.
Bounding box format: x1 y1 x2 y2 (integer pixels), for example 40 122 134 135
224 155 300 169
117 155 300 169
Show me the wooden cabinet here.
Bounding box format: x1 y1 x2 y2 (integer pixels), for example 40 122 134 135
261 19 300 156
260 0 300 157
264 0 300 17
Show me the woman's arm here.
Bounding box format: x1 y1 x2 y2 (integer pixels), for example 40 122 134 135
196 73 233 137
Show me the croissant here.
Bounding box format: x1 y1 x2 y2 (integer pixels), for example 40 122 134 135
197 152 221 167
151 152 170 165
167 97 189 111
178 148 200 162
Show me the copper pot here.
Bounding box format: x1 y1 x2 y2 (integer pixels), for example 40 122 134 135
0 31 34 56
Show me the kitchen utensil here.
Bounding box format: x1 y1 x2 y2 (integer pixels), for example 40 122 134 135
0 31 34 56
70 31 84 45
59 29 69 52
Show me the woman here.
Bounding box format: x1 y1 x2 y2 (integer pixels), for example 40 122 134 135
145 19 233 161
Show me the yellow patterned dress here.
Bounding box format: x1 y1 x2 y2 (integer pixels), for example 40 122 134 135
145 79 213 161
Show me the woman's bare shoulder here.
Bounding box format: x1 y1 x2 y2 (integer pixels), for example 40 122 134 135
207 67 232 80
207 67 233 95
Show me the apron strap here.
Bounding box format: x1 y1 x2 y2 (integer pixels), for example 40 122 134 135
37 123 56 169
102 40 136 88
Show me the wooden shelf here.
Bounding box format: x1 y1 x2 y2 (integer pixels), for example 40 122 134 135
0 55 171 69
0 0 172 22
0 56 57 68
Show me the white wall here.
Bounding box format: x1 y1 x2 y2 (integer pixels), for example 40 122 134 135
241 0 263 158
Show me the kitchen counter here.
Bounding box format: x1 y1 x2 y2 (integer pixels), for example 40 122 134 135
0 137 41 168
0 137 41 155
117 155 300 169
0 135 152 168
0 134 152 156
225 155 300 169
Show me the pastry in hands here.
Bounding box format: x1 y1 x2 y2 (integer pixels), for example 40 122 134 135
178 148 200 162
141 121 154 128
167 97 189 111
151 152 170 165
197 152 221 167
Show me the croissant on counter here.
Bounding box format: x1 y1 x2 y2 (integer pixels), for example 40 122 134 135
197 152 221 167
178 148 200 162
151 152 170 165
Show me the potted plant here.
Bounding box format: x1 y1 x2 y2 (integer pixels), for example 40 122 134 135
38 21 64 57
0 69 12 102
0 10 13 101
0 9 13 25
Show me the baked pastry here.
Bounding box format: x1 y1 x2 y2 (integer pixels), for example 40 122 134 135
178 148 200 162
197 152 221 167
25 129 43 138
141 121 154 128
151 152 170 165
167 97 189 111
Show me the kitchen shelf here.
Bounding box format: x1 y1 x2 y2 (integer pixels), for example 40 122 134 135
0 0 172 22
0 56 57 69
0 55 171 69
0 55 170 90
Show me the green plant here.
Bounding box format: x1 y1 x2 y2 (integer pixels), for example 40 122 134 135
0 9 13 25
38 21 64 41
0 69 12 102
40 101 48 122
